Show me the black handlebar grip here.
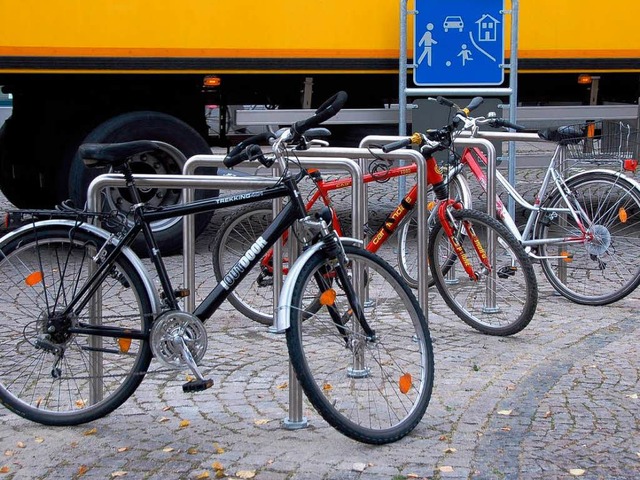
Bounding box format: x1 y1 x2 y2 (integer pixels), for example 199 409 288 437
291 91 348 139
225 132 274 164
223 144 263 168
499 119 527 131
436 96 456 108
464 96 484 113
382 137 413 153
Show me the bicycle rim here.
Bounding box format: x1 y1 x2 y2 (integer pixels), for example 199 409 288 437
0 226 153 425
538 172 640 304
429 209 538 336
286 245 433 444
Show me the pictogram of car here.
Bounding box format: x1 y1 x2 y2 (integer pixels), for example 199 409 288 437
443 16 464 32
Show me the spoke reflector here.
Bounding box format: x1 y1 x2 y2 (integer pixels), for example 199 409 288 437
319 288 337 306
25 271 43 286
399 373 413 394
619 207 628 223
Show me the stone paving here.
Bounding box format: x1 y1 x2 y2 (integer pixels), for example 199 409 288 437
0 166 639 480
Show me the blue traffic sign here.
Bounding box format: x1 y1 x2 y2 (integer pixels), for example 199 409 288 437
414 0 505 86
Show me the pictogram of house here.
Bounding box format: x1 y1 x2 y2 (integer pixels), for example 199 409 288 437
476 14 500 41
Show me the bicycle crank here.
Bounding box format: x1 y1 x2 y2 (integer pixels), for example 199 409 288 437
150 310 213 392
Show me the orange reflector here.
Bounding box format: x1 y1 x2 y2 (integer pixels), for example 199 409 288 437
619 207 628 223
319 288 337 306
560 251 573 263
118 337 132 353
399 373 412 394
25 271 43 286
427 201 437 211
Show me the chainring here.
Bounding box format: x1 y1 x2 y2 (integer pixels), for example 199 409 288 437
150 311 208 369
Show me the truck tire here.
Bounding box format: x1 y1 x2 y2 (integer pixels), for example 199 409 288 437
69 111 216 256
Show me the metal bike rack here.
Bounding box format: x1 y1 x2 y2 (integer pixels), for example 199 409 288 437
183 153 364 430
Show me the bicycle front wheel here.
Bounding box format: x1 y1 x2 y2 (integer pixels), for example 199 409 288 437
211 202 277 325
286 245 434 444
536 172 640 305
429 208 538 336
0 225 154 425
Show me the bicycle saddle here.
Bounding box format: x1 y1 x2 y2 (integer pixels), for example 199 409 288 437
79 141 160 168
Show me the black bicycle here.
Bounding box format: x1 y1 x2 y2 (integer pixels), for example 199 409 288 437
0 92 434 445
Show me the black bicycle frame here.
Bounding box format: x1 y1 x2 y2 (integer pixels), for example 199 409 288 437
67 176 307 339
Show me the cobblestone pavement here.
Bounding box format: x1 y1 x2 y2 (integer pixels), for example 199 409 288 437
0 166 639 480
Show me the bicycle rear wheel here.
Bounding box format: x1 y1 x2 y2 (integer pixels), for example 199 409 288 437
0 225 154 425
536 171 640 305
429 208 538 336
398 174 470 288
286 245 433 444
211 202 277 325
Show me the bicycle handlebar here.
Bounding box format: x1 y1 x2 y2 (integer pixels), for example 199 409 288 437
223 132 275 167
381 137 413 153
223 144 265 168
290 91 348 141
487 117 527 132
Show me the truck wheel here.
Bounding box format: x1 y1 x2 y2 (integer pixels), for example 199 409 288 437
69 111 216 256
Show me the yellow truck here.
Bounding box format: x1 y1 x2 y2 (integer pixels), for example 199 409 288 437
0 0 638 250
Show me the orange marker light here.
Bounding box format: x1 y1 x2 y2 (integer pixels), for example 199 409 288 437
25 271 43 286
319 288 337 306
619 207 628 223
399 373 413 394
118 337 132 353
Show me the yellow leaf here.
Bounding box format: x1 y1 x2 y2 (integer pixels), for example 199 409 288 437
179 420 190 428
322 383 332 391
117 447 129 453
569 469 585 476
439 466 454 473
235 470 256 479
196 472 210 479
3 451 12 457
186 374 195 382
187 447 198 455
254 419 270 426
212 461 224 471
158 417 170 423
215 471 225 479
16 442 25 449
215 447 225 454
162 447 175 453
0 466 9 474
75 399 86 408
77 465 89 477
111 471 128 478
497 409 512 416
34 437 45 443
276 382 288 389
83 428 97 436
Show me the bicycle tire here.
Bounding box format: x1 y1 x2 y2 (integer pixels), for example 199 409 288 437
398 174 470 289
536 171 640 305
211 202 278 325
0 224 154 425
285 245 434 444
428 208 538 336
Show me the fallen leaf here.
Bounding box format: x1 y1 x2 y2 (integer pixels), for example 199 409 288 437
235 471 256 479
254 419 270 426
111 471 127 478
212 461 224 471
215 471 225 479
77 465 89 477
501 426 512 432
406 475 419 479
569 468 585 476
195 472 210 479
497 410 512 416
215 446 225 454
179 420 190 428
83 428 97 436
162 406 172 411
543 411 552 418
34 437 45 443
162 447 175 453
70 442 78 448
3 451 12 457
117 447 129 453
439 435 449 441
439 466 454 473
16 442 25 449
626 393 638 399
444 447 457 453
187 447 198 455
322 383 332 391
75 399 86 408
352 462 367 472
277 382 288 389
159 417 170 423
186 374 195 382
0 466 9 474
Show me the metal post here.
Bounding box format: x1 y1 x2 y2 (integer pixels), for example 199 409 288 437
507 0 520 220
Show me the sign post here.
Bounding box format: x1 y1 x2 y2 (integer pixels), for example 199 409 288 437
414 0 505 86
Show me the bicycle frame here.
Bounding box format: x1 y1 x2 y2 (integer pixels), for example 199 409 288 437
454 144 594 256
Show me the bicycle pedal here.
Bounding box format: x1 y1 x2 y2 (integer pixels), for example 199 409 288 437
182 378 214 393
497 266 517 279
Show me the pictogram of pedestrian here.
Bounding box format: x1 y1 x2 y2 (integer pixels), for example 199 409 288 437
417 23 438 66
457 44 473 66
